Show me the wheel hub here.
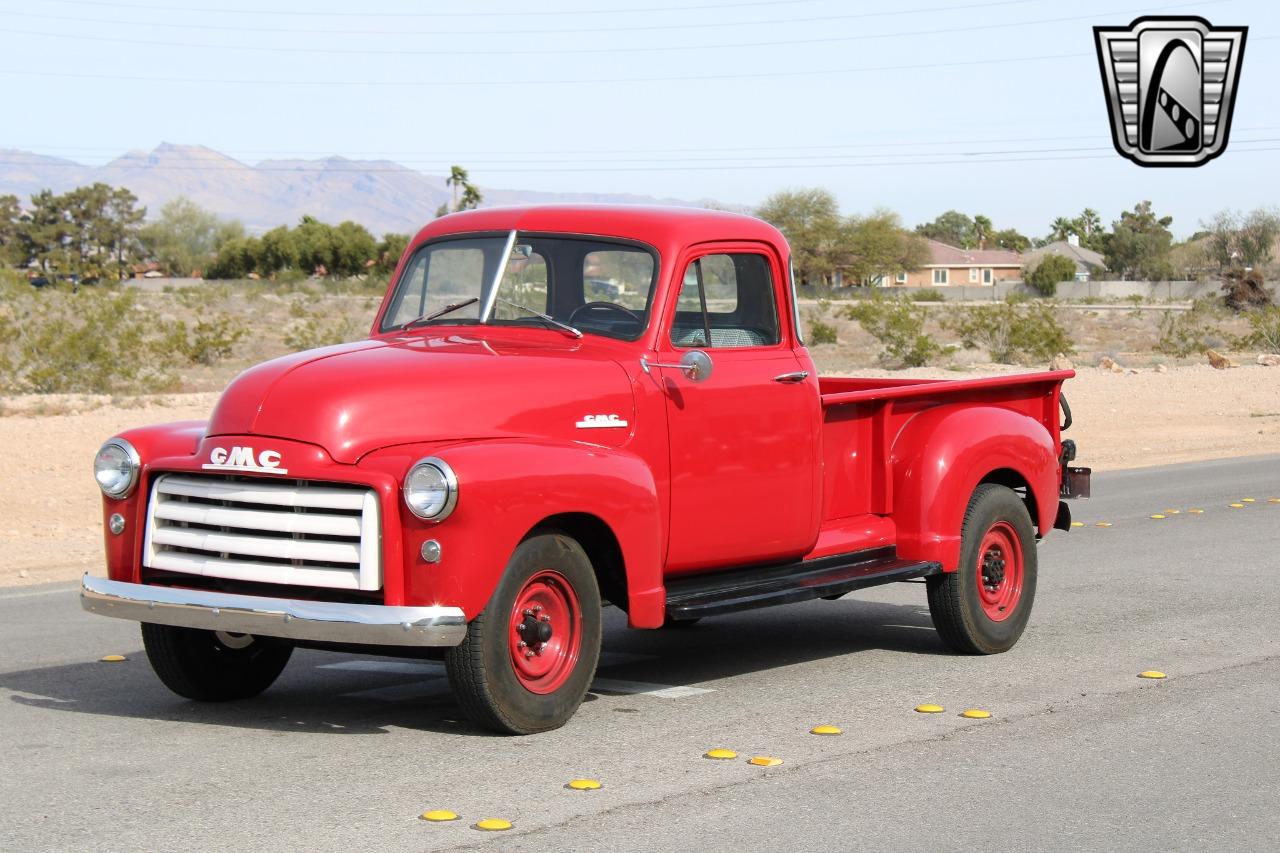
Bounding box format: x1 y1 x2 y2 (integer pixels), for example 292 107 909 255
508 570 582 694
975 521 1024 623
981 548 1007 590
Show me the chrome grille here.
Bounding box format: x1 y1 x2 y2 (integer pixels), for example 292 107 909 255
143 474 382 591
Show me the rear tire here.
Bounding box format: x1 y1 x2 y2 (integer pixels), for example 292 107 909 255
927 483 1037 654
141 624 293 701
446 533 602 734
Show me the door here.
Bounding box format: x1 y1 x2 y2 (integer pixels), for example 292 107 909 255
655 245 820 573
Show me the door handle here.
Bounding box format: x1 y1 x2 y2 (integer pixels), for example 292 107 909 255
773 371 809 383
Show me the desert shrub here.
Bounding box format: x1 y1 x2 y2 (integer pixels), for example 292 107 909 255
1221 267 1273 312
1025 254 1076 297
844 298 941 367
808 319 837 344
944 302 1074 364
0 284 180 393
282 308 364 351
1155 299 1229 356
906 288 946 302
161 316 247 365
1237 306 1280 353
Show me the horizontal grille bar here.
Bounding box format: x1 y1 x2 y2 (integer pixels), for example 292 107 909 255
144 473 381 592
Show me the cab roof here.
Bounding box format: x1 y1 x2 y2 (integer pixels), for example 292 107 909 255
409 204 788 255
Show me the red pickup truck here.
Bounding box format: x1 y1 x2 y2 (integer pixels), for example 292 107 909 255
83 206 1089 733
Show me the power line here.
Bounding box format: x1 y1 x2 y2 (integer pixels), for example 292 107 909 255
2 0 1054 38
0 1 1224 57
0 51 1090 88
29 0 870 19
1 142 1276 174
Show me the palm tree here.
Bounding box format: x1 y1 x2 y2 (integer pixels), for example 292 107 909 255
1078 208 1102 238
445 165 469 210
1049 217 1075 242
973 214 993 250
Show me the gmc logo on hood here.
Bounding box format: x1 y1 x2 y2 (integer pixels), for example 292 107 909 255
202 446 288 475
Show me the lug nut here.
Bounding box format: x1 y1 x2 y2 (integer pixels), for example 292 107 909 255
518 640 527 649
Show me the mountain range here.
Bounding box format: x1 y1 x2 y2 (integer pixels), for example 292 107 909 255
0 143 699 236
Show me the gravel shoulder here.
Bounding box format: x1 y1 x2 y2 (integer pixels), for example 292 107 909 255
1 363 1276 587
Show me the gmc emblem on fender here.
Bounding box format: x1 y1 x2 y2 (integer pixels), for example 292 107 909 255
202 446 289 475
575 414 629 429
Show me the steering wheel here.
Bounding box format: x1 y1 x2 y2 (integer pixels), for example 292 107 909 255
568 301 642 326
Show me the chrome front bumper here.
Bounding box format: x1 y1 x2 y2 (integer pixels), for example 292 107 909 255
80 575 468 647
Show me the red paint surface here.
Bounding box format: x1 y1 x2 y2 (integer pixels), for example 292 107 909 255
100 206 1075 632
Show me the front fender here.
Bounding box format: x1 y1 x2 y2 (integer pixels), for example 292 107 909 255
890 406 1059 571
363 439 665 627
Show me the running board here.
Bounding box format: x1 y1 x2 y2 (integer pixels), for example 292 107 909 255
664 547 942 621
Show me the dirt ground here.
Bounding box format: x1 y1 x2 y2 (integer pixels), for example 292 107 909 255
2 358 1277 587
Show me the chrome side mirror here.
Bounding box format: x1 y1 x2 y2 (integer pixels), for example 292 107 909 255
680 350 713 382
640 350 713 382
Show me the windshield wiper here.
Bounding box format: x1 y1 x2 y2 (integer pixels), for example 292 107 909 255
402 297 480 329
494 298 583 339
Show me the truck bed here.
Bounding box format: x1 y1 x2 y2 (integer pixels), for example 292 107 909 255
813 370 1073 554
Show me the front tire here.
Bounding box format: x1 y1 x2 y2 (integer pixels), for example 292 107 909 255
927 483 1037 654
446 533 602 734
141 624 293 701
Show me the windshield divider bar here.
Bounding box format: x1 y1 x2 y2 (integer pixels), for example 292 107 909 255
479 230 519 324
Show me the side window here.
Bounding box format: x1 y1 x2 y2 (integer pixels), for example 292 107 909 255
670 253 780 349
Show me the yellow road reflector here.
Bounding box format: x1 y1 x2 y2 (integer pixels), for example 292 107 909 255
1163 509 1180 514
474 819 512 832
749 756 783 767
809 725 842 736
99 654 127 662
566 779 601 790
1188 509 1204 514
420 810 458 822
1095 522 1112 528
1138 670 1167 679
960 709 991 719
1268 498 1280 503
704 748 737 760
915 704 945 713
1149 514 1166 519
1070 521 1084 528
1229 503 1245 509
1241 498 1256 503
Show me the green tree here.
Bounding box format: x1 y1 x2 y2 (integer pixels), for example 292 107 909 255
1203 208 1280 271
990 228 1031 251
916 210 976 247
139 196 243 276
1025 253 1077 297
0 194 22 266
1105 201 1174 280
840 209 929 285
756 188 843 286
1048 217 1075 242
374 232 411 274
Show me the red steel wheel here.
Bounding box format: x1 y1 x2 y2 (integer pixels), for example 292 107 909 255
976 521 1024 622
508 570 583 694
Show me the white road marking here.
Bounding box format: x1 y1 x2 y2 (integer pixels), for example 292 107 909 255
320 660 442 675
589 678 713 699
321 653 709 701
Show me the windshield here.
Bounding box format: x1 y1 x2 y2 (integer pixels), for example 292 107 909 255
381 232 658 341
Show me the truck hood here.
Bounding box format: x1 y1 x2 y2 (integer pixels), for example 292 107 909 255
206 333 637 463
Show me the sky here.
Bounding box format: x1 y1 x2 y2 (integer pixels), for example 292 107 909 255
0 0 1276 238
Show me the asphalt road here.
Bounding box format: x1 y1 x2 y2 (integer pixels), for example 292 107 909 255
2 456 1278 852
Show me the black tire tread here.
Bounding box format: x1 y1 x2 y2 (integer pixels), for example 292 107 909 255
141 623 292 702
927 483 1036 655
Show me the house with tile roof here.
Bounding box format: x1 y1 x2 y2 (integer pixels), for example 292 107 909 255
892 239 1023 287
1022 235 1108 282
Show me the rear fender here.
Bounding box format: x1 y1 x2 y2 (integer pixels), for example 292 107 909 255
364 439 665 627
890 406 1059 571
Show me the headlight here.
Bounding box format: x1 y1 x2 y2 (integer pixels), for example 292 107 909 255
403 457 458 521
95 439 140 499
